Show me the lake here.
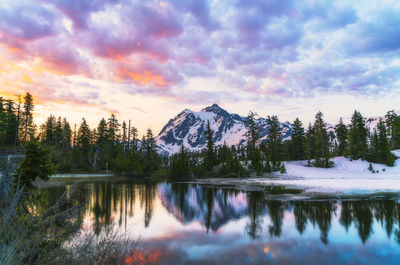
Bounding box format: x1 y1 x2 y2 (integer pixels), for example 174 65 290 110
46 180 400 265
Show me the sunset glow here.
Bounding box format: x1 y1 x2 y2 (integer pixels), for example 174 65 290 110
0 0 399 134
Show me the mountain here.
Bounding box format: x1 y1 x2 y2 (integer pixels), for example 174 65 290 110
365 110 400 132
155 103 292 155
154 104 400 155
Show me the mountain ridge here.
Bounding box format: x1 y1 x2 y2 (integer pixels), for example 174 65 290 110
155 103 292 155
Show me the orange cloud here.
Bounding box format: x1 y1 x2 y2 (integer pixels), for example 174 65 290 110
115 68 173 87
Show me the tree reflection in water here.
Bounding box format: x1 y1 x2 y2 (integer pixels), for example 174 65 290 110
47 181 400 245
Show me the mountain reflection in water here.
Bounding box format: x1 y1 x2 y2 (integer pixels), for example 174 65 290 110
46 181 400 265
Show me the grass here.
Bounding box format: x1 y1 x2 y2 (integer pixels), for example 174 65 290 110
0 163 139 265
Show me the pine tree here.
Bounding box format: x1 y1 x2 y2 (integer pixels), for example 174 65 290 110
245 111 260 151
0 97 6 145
4 100 18 146
335 118 348 156
385 111 400 149
348 110 368 160
76 118 92 168
313 112 331 168
107 114 120 144
170 145 190 179
143 128 159 176
203 120 215 171
15 140 55 189
43 115 56 145
14 94 22 146
291 118 305 160
22 92 34 144
54 117 63 147
266 115 282 171
122 121 127 156
368 118 395 166
245 111 262 172
305 123 314 166
62 118 72 149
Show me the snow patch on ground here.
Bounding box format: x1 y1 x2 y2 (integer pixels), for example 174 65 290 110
249 150 400 195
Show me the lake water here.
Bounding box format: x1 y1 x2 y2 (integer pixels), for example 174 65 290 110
46 180 400 265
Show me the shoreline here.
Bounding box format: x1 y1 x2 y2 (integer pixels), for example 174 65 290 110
33 173 131 188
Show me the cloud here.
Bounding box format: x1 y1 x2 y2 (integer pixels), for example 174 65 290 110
0 1 58 49
41 0 120 30
113 59 182 88
79 1 183 62
341 10 400 54
0 0 399 132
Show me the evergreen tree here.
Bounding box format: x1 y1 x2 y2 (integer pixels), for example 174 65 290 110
54 117 63 147
305 123 314 166
313 112 331 168
245 111 262 172
76 118 92 168
122 121 127 156
246 111 260 151
368 118 395 166
4 100 18 146
291 118 305 160
170 145 190 179
0 97 6 145
203 120 215 171
335 118 348 156
22 92 35 144
15 140 55 189
96 118 108 146
143 128 159 176
127 126 140 176
266 115 283 171
14 94 22 146
107 114 120 144
43 115 56 145
348 111 368 160
62 118 72 149
385 111 400 149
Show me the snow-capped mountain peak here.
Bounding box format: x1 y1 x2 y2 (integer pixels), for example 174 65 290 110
155 104 292 155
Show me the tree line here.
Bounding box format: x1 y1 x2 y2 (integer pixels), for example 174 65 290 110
0 93 35 147
1 93 399 179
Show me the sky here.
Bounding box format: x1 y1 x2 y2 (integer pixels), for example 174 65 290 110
0 0 399 136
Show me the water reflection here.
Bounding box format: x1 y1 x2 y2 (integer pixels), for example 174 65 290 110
47 181 400 245
47 181 400 264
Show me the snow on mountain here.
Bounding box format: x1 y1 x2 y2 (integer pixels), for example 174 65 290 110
155 104 292 155
365 110 400 132
155 104 399 155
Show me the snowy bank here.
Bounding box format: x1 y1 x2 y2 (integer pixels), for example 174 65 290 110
249 150 400 195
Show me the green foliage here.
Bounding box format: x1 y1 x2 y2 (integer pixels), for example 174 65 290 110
335 118 348 156
266 115 283 162
367 118 395 166
280 163 287 174
313 112 331 168
385 110 400 149
3 92 400 179
170 145 190 179
348 110 368 160
0 97 18 146
15 140 55 189
305 123 315 166
22 92 35 144
203 120 216 171
368 163 373 172
290 118 305 160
